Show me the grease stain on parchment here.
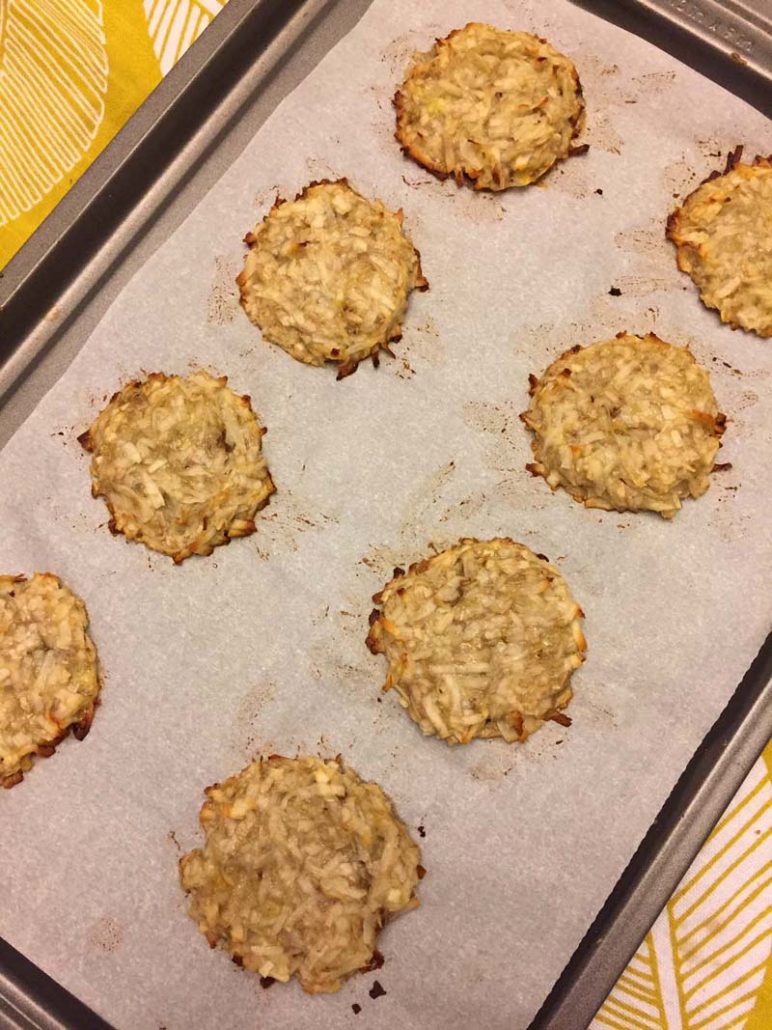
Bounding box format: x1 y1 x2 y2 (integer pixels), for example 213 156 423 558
663 159 703 201
710 488 752 544
541 153 593 200
89 917 123 954
305 639 414 781
306 600 375 709
608 273 676 298
541 59 679 201
380 26 443 77
361 460 462 579
307 625 374 700
463 400 524 474
389 315 443 380
252 184 282 211
665 139 740 201
207 256 240 326
48 497 104 540
723 388 761 443
573 57 677 158
615 225 668 260
465 728 570 785
398 166 509 224
230 681 277 761
595 296 664 331
461 378 553 520
695 136 735 162
468 748 519 783
304 155 342 183
344 461 462 619
251 490 337 561
737 389 760 411
576 697 618 730
305 575 394 691
611 227 678 297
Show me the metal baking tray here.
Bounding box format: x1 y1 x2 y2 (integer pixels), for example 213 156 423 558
0 1 770 1027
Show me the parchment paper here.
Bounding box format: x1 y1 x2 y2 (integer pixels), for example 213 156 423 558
1 1 771 1027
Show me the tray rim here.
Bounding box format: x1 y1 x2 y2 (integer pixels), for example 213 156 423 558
0 1 770 1027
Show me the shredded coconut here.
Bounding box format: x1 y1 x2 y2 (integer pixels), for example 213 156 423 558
521 333 725 518
0 573 100 787
237 179 427 377
80 371 275 563
395 23 585 190
179 755 422 993
667 152 772 337
366 538 585 745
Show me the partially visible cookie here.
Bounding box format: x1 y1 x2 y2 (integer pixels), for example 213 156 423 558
366 538 585 745
0 573 100 788
394 23 585 190
521 333 725 518
79 370 275 563
237 179 428 378
667 148 772 337
179 755 422 993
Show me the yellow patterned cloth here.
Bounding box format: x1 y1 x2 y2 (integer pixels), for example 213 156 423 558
0 1 224 266
0 3 770 1027
593 751 772 1030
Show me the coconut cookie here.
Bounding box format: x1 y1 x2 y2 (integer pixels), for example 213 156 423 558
521 333 725 518
80 371 275 563
366 538 585 746
179 755 422 993
237 179 428 378
394 22 585 190
667 149 772 337
0 573 100 788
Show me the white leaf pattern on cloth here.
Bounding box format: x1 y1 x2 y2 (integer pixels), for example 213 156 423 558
593 759 772 1029
0 0 108 224
143 0 224 75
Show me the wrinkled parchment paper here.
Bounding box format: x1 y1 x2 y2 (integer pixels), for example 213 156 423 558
1 1 771 1027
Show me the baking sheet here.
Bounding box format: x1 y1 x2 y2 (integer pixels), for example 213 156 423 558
1 0 771 1027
